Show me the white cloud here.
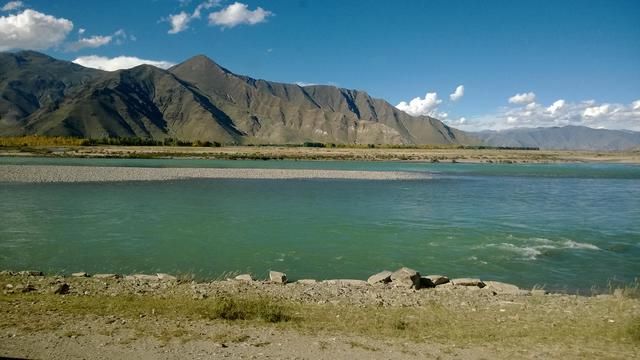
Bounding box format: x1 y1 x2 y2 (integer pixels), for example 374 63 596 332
396 92 442 117
0 9 73 51
66 29 127 51
1 1 22 11
508 91 536 105
78 28 85 35
449 85 464 101
166 0 220 34
546 99 565 114
296 81 317 87
583 104 610 118
72 55 175 71
209 2 272 28
451 99 640 132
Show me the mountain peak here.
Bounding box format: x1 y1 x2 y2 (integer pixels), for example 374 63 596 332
173 54 232 75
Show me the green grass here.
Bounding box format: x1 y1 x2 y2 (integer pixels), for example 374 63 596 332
1 290 638 350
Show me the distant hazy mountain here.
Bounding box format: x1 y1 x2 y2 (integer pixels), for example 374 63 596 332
0 51 476 145
474 126 640 151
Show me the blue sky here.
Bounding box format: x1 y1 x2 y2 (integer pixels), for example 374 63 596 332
1 0 639 130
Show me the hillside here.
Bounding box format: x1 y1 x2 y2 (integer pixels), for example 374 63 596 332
0 51 474 145
474 126 640 151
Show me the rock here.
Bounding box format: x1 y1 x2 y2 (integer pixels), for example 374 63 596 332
234 274 254 282
390 267 421 289
17 284 36 293
323 279 368 287
451 278 486 288
483 281 528 295
269 271 287 284
419 277 435 288
71 272 89 278
531 289 548 296
0 271 14 276
424 275 450 286
17 270 43 276
4 284 13 289
125 274 159 281
296 279 317 285
367 271 392 285
156 273 177 281
52 283 70 295
94 273 120 279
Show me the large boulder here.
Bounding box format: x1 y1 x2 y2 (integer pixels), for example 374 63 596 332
296 279 317 285
269 271 287 284
451 278 485 288
367 271 393 285
156 273 177 281
71 272 89 278
94 273 120 279
234 274 254 282
390 267 421 289
424 275 450 286
483 281 529 295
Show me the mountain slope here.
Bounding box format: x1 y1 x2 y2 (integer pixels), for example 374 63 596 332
0 51 472 145
474 126 640 151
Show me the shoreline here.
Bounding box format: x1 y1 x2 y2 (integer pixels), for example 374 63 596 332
2 145 640 164
1 271 638 359
0 164 429 183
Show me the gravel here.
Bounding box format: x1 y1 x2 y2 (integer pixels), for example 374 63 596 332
0 165 430 183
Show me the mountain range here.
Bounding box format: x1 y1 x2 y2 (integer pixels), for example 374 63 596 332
0 51 475 146
475 126 640 151
1 51 639 151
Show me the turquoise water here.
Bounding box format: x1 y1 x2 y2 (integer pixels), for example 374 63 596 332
1 157 639 291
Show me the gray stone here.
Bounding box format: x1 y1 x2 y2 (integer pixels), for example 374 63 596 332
269 271 287 284
425 275 450 286
296 279 317 285
17 270 43 276
367 271 393 285
323 279 368 287
125 274 159 281
483 281 528 295
94 273 120 279
531 289 548 296
156 273 177 281
52 283 70 295
234 274 254 282
17 284 36 293
71 272 89 278
390 267 421 289
451 278 486 288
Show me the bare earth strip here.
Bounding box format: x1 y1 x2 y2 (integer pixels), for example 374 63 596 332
0 165 429 183
2 145 640 163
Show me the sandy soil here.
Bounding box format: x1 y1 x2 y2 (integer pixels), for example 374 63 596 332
1 273 638 359
2 145 640 163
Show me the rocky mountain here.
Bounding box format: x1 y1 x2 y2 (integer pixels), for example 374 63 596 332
0 51 476 145
473 126 640 151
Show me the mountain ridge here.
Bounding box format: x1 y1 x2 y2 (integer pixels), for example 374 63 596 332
0 51 474 145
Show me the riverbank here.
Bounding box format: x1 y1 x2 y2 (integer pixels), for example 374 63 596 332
2 145 640 163
1 272 638 359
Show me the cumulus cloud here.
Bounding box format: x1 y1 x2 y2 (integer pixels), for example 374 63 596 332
65 29 128 51
396 92 443 117
450 99 640 132
449 85 464 101
209 2 272 28
1 1 22 11
166 0 219 34
72 55 175 71
546 99 565 115
508 91 536 105
0 9 73 51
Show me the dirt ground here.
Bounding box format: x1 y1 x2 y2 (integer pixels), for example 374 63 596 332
2 145 640 163
1 273 638 359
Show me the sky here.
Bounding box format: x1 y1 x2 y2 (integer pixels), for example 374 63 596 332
0 0 639 131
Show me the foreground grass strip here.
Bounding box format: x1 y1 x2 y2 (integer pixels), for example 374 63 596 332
1 291 638 350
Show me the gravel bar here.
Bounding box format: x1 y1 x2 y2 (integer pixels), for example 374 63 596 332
0 165 430 183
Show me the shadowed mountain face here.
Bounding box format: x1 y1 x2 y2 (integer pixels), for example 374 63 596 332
0 51 474 145
473 126 640 151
